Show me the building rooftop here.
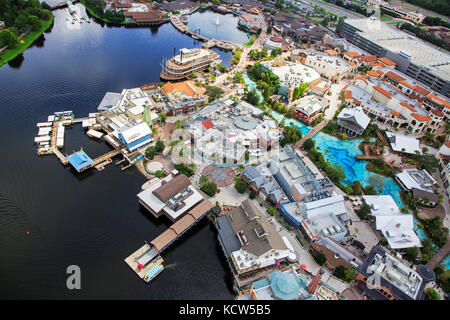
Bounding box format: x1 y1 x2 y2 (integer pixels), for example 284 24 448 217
344 18 450 81
396 169 436 192
386 131 421 155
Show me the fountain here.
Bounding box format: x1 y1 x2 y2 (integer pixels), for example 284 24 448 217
215 16 220 26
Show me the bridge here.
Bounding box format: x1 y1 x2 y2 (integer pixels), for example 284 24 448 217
294 119 329 149
426 238 450 271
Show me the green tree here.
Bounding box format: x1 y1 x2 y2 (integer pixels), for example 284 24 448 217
199 176 209 187
267 207 276 216
0 29 18 48
155 139 165 152
28 15 40 32
205 85 224 102
424 288 441 300
303 138 315 151
234 177 247 194
243 88 261 106
404 246 419 262
145 146 157 160
344 268 356 282
159 112 166 124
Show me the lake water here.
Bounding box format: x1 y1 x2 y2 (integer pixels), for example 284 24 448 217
0 5 242 299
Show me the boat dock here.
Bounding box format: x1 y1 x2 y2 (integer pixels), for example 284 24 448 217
125 199 213 283
124 245 165 283
170 15 240 51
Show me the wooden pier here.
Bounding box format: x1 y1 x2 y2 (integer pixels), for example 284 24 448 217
355 144 379 160
294 119 328 149
124 244 164 282
91 149 121 167
53 147 69 165
50 0 79 10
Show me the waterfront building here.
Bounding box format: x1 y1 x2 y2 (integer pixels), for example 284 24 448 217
216 199 293 278
280 195 349 243
259 58 321 101
385 131 421 155
66 150 94 173
161 80 207 116
336 107 371 137
236 268 316 300
292 95 328 125
122 3 165 25
112 0 132 12
117 122 153 152
160 48 221 81
97 92 123 111
138 173 204 222
339 18 450 96
437 142 450 197
356 245 435 300
362 195 422 250
395 168 437 193
237 13 264 33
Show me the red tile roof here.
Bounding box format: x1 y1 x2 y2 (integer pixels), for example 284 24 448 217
202 119 214 130
373 85 393 99
358 55 377 63
378 57 397 66
324 49 339 56
390 110 400 116
429 94 450 109
411 113 431 122
400 101 416 112
366 70 379 78
431 109 444 117
344 51 361 58
385 71 405 83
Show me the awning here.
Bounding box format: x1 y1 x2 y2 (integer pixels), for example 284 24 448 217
145 264 164 279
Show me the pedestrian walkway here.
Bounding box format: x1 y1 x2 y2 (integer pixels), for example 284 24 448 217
294 119 329 149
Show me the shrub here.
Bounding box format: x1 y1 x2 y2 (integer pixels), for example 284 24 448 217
249 190 257 199
234 177 247 194
267 207 276 216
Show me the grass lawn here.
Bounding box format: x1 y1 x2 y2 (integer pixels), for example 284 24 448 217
0 15 54 68
381 14 393 21
387 21 403 25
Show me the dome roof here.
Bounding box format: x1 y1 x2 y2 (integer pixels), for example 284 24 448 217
270 272 300 300
234 115 258 130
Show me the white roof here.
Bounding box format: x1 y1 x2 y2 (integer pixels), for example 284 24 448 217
38 127 52 136
396 169 436 191
362 195 401 216
376 214 422 249
386 132 421 155
337 107 370 129
119 122 151 144
87 129 103 139
128 105 145 116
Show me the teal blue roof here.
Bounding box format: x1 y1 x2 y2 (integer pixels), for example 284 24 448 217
67 151 93 172
268 271 304 300
253 278 270 290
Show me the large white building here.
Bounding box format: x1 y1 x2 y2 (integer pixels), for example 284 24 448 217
363 195 421 250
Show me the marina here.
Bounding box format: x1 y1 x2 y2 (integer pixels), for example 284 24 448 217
125 199 214 283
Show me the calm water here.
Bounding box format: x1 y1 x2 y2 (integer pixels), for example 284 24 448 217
187 10 250 45
0 5 238 299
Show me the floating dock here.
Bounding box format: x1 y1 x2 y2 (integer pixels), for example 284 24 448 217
125 199 213 283
124 244 165 283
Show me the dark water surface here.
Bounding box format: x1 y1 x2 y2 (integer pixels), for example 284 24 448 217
0 6 239 299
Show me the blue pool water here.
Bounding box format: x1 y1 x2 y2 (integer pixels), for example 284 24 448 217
243 74 264 104
271 111 404 207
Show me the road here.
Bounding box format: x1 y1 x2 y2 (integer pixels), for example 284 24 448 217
388 0 450 24
296 0 365 19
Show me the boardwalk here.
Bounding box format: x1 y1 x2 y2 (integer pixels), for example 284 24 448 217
50 0 79 10
426 238 450 270
91 149 121 166
294 119 329 149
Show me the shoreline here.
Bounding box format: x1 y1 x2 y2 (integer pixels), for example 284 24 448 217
0 16 55 68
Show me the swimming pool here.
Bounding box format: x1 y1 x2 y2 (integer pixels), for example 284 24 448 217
271 111 404 207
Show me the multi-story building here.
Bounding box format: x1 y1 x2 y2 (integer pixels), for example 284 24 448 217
336 106 371 137
161 80 207 116
356 246 435 300
340 18 450 97
437 142 450 197
302 49 353 83
216 199 293 278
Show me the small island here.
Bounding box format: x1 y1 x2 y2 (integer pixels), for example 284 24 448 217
0 0 54 68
